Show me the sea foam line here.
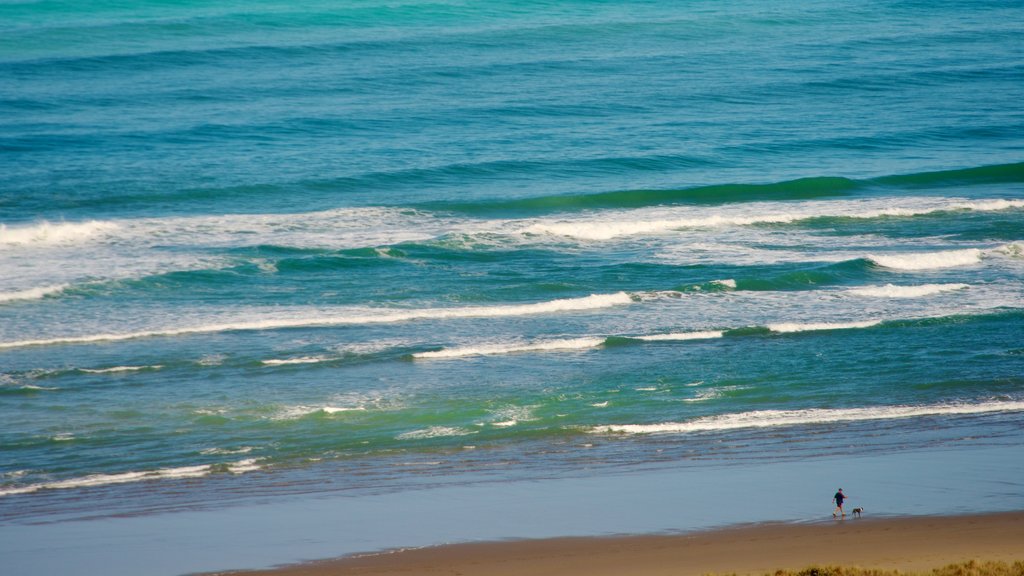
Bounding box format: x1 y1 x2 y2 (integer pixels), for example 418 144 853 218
79 365 163 374
591 400 1024 435
521 199 1024 240
847 283 969 298
0 292 633 349
413 337 605 359
0 459 261 497
0 220 119 247
633 331 725 341
0 284 68 303
767 320 881 333
867 248 983 271
262 356 331 366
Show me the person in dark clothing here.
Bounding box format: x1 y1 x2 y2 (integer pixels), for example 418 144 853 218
833 488 847 518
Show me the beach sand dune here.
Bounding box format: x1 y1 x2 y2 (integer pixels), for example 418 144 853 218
213 511 1024 576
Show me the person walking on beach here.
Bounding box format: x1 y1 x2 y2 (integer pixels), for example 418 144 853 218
833 488 847 518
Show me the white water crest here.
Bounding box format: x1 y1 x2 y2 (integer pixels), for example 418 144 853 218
592 400 1024 435
847 283 969 298
0 284 68 303
768 320 881 333
0 221 119 248
79 365 163 374
413 337 605 359
273 405 367 420
397 426 477 440
868 248 982 270
0 292 632 349
517 197 1024 241
633 331 725 341
261 356 332 366
0 459 261 497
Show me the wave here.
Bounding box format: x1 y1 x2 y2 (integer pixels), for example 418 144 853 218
591 399 1024 435
273 405 367 420
847 283 969 298
413 337 605 359
0 459 261 497
519 199 1024 241
79 365 164 374
261 356 332 366
0 292 633 349
0 220 118 248
431 162 1024 215
396 426 477 440
0 284 68 303
632 331 725 341
433 175 862 215
868 248 983 270
767 320 881 333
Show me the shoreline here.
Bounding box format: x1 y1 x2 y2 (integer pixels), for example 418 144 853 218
211 511 1024 576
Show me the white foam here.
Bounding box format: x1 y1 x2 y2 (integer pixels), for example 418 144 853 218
592 400 1024 435
261 356 331 366
0 292 632 350
413 337 605 359
0 457 267 496
634 331 725 341
0 284 68 303
518 198 1024 241
868 248 982 270
396 426 477 440
522 213 802 240
950 199 1024 212
79 365 163 374
847 283 969 298
711 279 737 289
0 220 119 247
0 464 211 496
683 390 721 403
274 405 366 420
200 447 254 456
485 405 537 428
226 459 262 474
996 242 1023 257
768 320 881 333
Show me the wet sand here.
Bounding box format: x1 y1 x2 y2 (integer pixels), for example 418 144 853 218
212 510 1024 576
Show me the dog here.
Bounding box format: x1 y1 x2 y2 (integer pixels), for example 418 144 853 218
852 507 864 518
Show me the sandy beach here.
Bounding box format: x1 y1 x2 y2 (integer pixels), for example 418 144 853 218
213 511 1024 576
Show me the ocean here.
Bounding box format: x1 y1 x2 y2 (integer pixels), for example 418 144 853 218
2 0 1023 574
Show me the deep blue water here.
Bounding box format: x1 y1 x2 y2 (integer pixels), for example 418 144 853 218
1 0 1023 571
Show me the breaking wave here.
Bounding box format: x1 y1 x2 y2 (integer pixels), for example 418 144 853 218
767 320 882 333
0 459 262 497
520 198 1024 240
592 400 1024 435
868 248 983 270
0 220 119 248
0 292 633 349
0 284 68 303
413 337 605 359
847 283 969 298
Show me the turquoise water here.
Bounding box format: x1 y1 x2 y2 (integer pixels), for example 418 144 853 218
2 0 1024 565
